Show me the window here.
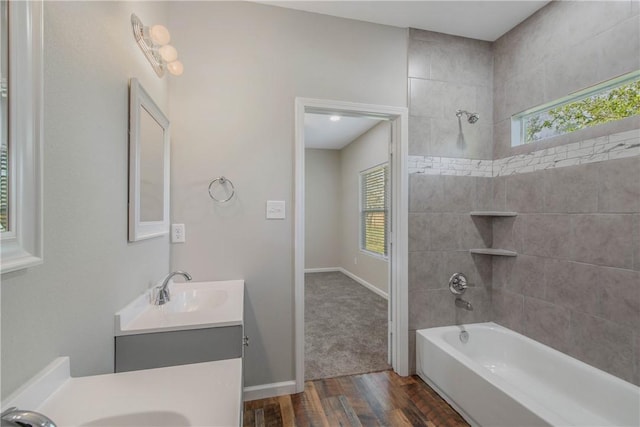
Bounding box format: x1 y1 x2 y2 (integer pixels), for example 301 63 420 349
360 163 388 257
512 70 640 146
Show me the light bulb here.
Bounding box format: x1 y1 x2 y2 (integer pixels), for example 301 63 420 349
330 115 341 122
158 45 178 62
167 60 184 76
149 24 170 45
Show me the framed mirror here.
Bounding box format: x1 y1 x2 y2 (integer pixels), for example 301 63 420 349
128 78 170 242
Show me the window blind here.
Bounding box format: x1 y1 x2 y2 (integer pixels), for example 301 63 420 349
360 164 388 257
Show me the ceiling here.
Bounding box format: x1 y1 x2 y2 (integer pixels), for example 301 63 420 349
305 114 382 150
257 1 550 42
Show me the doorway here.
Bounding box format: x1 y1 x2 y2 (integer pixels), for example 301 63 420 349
294 98 409 392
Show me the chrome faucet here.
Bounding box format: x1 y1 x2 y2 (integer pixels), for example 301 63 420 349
455 297 473 311
154 271 192 305
1 407 56 427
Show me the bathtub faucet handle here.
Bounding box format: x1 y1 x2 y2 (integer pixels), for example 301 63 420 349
449 273 468 295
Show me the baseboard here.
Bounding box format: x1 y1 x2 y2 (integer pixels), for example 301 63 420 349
304 267 340 273
339 268 389 300
244 380 297 401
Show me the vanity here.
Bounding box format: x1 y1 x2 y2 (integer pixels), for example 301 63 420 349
2 357 242 427
114 279 245 372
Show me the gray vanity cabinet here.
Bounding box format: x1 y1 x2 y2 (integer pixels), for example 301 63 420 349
115 325 243 373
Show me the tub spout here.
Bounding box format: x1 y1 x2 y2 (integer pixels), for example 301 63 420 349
455 297 473 311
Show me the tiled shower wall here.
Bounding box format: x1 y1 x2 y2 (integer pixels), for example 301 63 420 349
490 1 640 385
408 1 640 384
407 28 494 370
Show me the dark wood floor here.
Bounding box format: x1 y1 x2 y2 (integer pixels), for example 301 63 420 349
243 370 469 427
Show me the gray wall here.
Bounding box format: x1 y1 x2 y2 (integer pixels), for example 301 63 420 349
339 121 390 294
409 29 493 160
493 0 640 159
1 1 171 399
408 1 640 384
407 28 495 371
305 149 341 269
167 1 407 388
491 1 640 385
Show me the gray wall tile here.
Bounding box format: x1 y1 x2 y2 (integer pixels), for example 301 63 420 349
430 43 493 88
493 119 512 159
593 15 640 84
441 176 476 212
597 157 640 213
408 213 430 252
506 172 545 213
409 174 442 212
544 260 601 316
523 297 572 354
492 176 507 210
492 289 524 333
544 163 599 213
409 288 457 329
428 214 461 251
635 214 640 271
410 78 444 118
497 255 546 299
410 28 492 52
523 214 572 259
569 312 635 383
492 216 525 253
408 40 431 79
634 333 640 386
504 65 546 116
409 251 447 291
599 267 640 329
571 214 634 268
475 177 494 211
409 116 431 156
409 330 417 374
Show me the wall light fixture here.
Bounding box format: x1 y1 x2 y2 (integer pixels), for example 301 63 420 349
131 13 184 77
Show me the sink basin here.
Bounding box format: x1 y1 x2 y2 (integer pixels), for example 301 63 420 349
1 357 243 427
164 288 228 313
115 280 244 335
82 411 190 426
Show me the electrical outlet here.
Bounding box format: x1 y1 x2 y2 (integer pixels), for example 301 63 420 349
354 257 358 265
171 224 185 243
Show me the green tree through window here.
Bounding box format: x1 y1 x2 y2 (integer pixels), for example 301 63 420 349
521 76 640 144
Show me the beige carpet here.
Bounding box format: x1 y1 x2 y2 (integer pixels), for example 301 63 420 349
305 271 390 380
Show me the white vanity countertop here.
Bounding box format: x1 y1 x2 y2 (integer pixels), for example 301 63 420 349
115 279 244 336
36 358 242 427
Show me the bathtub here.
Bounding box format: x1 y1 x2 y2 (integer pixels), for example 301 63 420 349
416 322 640 427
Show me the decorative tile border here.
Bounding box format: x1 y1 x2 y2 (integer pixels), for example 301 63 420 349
409 129 639 177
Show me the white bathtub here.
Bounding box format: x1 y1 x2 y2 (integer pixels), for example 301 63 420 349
416 322 640 427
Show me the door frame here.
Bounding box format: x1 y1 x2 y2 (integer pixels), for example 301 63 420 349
294 97 409 392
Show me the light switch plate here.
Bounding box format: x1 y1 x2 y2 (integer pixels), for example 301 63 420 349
266 200 285 219
171 224 186 243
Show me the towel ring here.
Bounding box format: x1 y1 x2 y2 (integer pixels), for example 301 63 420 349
208 176 235 203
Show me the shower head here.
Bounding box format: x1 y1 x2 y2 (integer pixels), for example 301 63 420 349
456 110 479 124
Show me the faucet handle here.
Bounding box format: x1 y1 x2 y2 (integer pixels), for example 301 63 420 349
449 272 468 295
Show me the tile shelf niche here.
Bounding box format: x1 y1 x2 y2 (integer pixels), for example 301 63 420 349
469 211 519 257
